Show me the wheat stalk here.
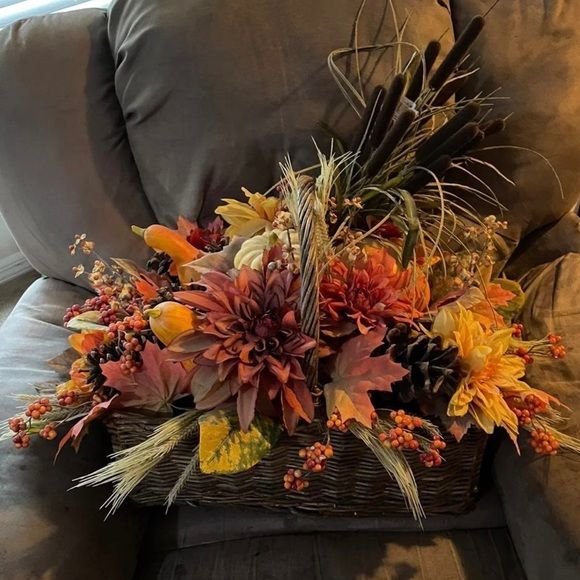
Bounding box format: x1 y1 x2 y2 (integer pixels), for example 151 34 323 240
73 410 201 516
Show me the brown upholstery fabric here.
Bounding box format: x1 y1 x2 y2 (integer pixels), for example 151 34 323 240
134 528 525 580
107 0 453 224
0 10 155 286
493 253 580 580
451 0 580 253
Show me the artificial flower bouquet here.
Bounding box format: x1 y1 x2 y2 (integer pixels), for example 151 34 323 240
2 15 579 519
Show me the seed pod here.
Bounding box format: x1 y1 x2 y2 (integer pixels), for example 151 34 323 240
429 16 485 91
349 85 385 154
366 108 418 178
370 74 406 148
416 102 480 163
402 155 452 194
406 41 441 101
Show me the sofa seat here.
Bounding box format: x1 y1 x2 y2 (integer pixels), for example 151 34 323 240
0 277 145 580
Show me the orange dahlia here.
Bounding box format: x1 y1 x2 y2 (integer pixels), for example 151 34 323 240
170 263 316 433
320 247 429 335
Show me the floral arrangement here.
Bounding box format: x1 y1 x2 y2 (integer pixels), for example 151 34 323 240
2 14 579 519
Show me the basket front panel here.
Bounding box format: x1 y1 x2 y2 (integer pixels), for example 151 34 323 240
107 412 486 516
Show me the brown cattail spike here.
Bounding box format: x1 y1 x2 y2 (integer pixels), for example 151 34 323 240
370 74 406 148
480 118 506 136
416 102 480 163
406 41 441 102
431 74 468 107
427 122 480 161
402 155 452 194
429 16 485 91
349 86 385 154
366 108 418 178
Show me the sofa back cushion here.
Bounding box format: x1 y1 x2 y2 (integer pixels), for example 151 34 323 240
108 0 453 224
451 0 580 248
0 10 155 285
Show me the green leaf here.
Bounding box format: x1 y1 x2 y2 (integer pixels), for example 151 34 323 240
198 409 281 474
493 278 526 323
65 311 107 331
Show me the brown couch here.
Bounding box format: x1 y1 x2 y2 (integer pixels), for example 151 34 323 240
0 1 578 578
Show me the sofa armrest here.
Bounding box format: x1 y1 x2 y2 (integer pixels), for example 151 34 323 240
493 252 580 580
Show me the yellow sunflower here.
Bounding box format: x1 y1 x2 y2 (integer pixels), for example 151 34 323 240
215 188 280 238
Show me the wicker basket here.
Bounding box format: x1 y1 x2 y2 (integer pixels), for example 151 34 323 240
107 411 487 515
106 179 488 516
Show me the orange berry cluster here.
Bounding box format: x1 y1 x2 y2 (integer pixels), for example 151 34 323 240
299 441 334 473
106 311 147 340
12 431 30 449
25 398 52 420
8 417 25 433
378 411 422 451
57 390 79 407
39 423 58 441
379 427 420 450
283 468 309 491
419 436 447 467
326 411 350 432
515 347 534 365
511 323 524 338
508 394 548 427
548 333 566 359
530 428 560 455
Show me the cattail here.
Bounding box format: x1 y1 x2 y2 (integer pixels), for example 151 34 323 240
406 41 441 101
416 102 480 163
370 74 406 148
427 122 480 161
429 16 485 91
402 155 452 194
366 108 418 178
431 74 468 107
480 118 506 136
349 85 385 154
456 128 485 157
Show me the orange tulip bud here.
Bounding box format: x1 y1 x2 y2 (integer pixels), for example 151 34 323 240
145 302 197 346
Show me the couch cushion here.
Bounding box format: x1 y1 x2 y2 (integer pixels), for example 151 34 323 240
0 277 145 580
493 253 580 580
134 528 524 580
108 0 453 224
450 1 580 251
0 10 155 287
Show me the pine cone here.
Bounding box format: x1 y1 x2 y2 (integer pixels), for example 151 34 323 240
385 325 463 403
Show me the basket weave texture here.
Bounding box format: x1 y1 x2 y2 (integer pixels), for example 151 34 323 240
107 411 487 515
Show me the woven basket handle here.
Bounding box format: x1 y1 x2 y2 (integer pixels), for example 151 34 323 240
296 179 320 392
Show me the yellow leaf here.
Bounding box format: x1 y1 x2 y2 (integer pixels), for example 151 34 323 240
198 409 281 474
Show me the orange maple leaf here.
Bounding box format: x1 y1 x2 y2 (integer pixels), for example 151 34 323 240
323 328 408 428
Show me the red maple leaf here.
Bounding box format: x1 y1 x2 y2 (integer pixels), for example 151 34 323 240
101 342 193 413
323 328 408 427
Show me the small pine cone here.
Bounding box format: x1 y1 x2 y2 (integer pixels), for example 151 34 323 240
389 334 463 403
